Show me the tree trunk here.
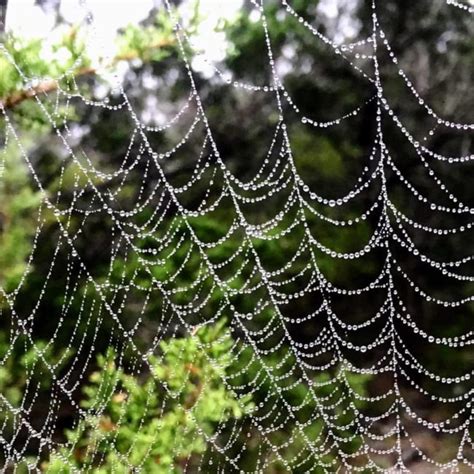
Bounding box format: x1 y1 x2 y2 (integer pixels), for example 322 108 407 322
0 0 7 33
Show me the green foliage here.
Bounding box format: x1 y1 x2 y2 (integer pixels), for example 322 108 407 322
0 332 72 417
116 11 177 63
45 320 253 473
0 142 42 296
290 125 353 181
0 28 89 97
0 28 89 129
0 37 48 98
230 341 373 472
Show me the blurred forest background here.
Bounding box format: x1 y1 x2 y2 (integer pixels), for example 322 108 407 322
0 0 473 472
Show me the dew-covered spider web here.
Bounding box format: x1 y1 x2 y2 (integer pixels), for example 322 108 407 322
0 0 473 471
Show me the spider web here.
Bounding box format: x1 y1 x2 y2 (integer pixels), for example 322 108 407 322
0 0 473 471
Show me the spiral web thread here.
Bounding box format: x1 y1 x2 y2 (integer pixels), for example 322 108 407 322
0 0 473 471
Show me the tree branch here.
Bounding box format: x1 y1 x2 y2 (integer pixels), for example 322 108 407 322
2 66 96 109
0 38 174 110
